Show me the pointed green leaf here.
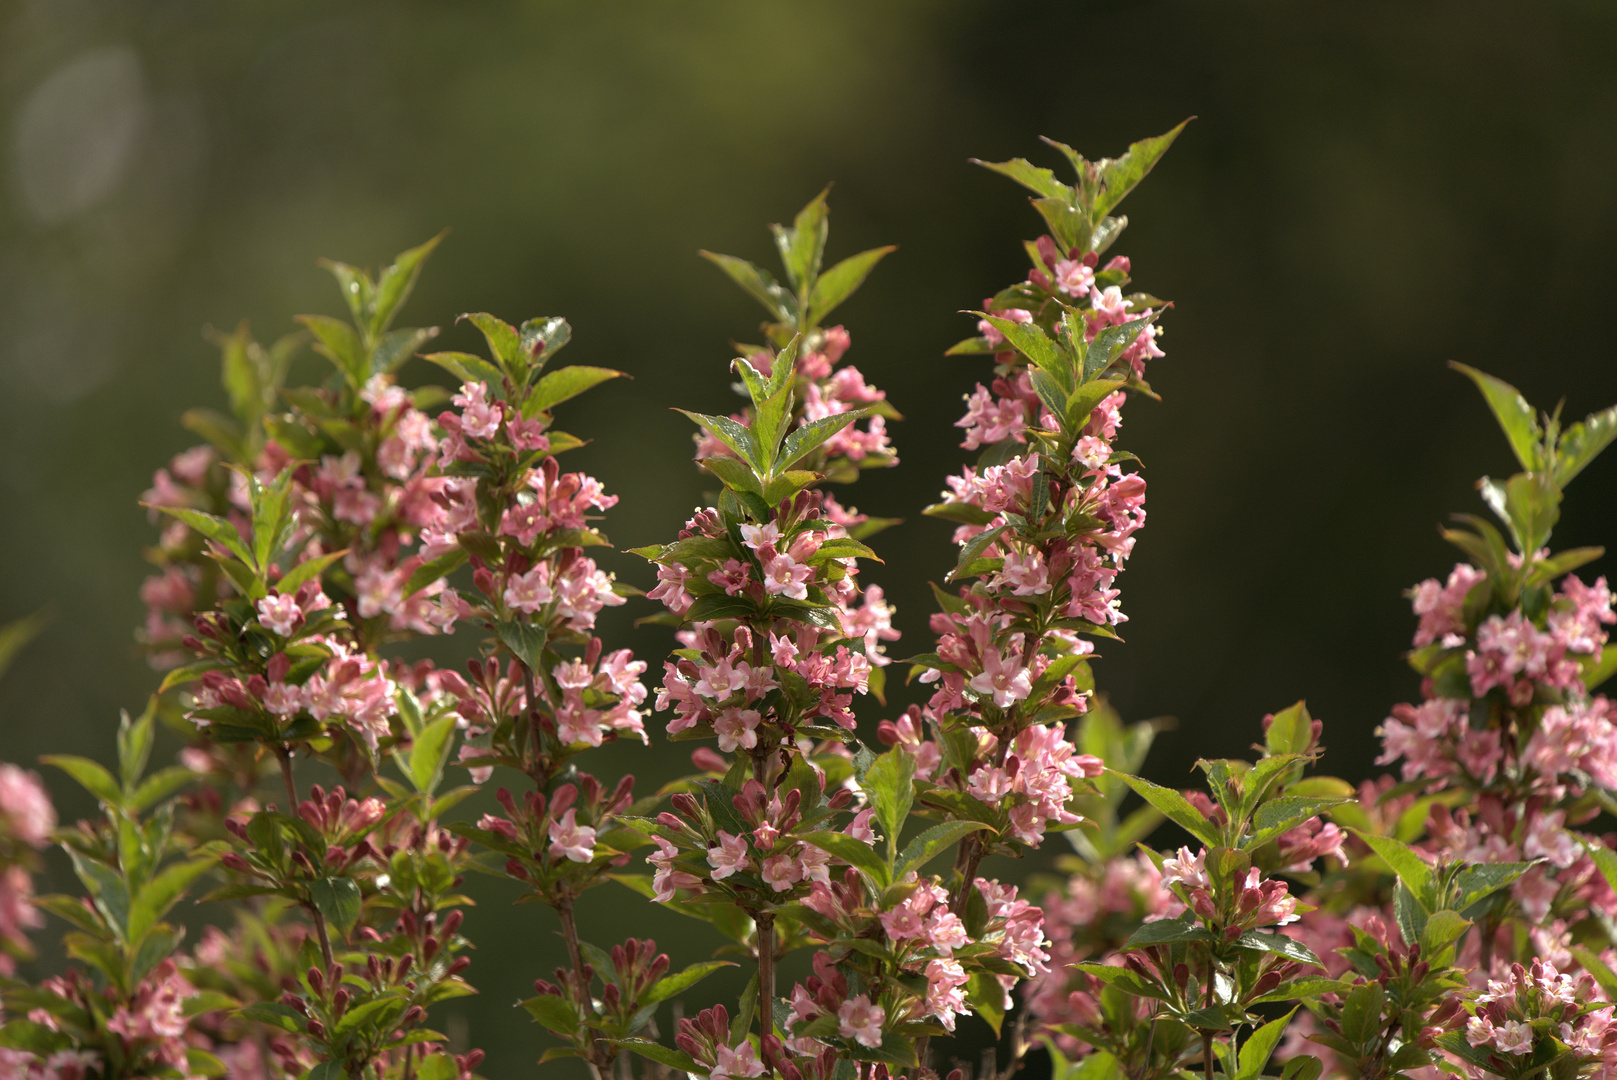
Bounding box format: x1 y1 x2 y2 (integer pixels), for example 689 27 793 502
641 960 736 1006
773 188 830 289
521 366 625 418
369 230 445 338
971 157 1071 200
798 830 889 887
698 251 794 322
308 876 362 935
295 314 365 388
42 755 122 808
777 410 865 472
1555 403 1617 487
149 506 255 571
519 316 572 369
1236 1008 1299 1080
1451 363 1542 472
677 410 763 472
1093 120 1191 220
808 246 896 323
1113 771 1220 846
462 312 525 378
421 350 505 390
894 820 993 880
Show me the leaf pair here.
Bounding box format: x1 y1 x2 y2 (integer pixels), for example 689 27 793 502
701 187 895 343
974 121 1190 254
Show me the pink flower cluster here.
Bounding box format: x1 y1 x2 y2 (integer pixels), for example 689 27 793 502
651 779 843 902
477 775 634 874
1160 847 1301 928
441 647 647 780
698 328 897 469
965 724 1104 845
1464 958 1617 1073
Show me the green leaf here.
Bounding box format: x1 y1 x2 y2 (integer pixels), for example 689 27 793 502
296 314 365 388
798 830 889 887
1555 403 1617 487
615 1038 700 1074
0 609 46 685
1451 363 1541 472
369 327 437 381
1582 644 1617 691
308 876 362 936
1453 862 1532 911
967 972 1006 1037
641 960 735 1005
406 715 458 796
808 246 896 323
773 188 829 289
128 856 217 947
698 251 794 322
496 620 548 673
700 453 764 496
42 755 122 808
976 314 1066 376
1114 772 1220 846
462 313 525 377
1072 962 1168 1000
677 410 762 472
522 366 626 418
278 551 347 597
1066 378 1125 430
1123 913 1215 948
1236 1008 1298 1080
864 748 916 857
778 410 866 472
180 408 245 461
894 820 994 880
368 230 445 338
149 506 255 571
1340 980 1385 1045
421 350 505 389
1419 909 1471 962
519 316 573 367
1233 931 1322 968
1353 831 1434 906
402 549 468 599
971 157 1071 200
1092 120 1191 220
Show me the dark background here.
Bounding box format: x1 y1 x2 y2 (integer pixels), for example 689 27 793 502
4 1 1617 1075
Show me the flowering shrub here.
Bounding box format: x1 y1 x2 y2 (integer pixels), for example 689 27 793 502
2 119 1616 1080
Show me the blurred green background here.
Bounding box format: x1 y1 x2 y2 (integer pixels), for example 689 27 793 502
4 0 1617 1075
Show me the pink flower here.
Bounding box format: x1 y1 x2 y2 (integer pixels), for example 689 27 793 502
713 707 762 753
709 1041 766 1080
761 853 802 892
452 382 502 440
925 910 970 954
649 837 701 901
0 766 55 848
547 809 596 863
707 831 750 880
837 994 885 1048
1053 258 1094 297
968 645 1033 708
760 551 813 600
504 565 554 614
1161 847 1209 890
256 593 303 637
1494 1021 1534 1055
